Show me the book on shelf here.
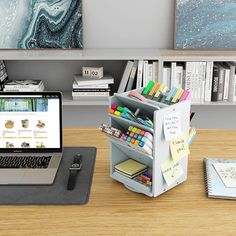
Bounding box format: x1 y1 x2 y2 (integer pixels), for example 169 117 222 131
126 60 138 92
118 60 159 92
117 60 134 93
3 80 45 92
162 60 236 104
74 75 114 86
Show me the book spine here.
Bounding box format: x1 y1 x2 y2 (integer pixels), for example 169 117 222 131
200 62 206 104
147 63 153 84
143 60 149 87
223 69 230 100
4 82 43 89
72 92 110 96
175 66 183 88
126 60 138 91
171 62 177 87
211 65 219 102
136 60 144 88
73 84 109 89
228 64 236 102
217 67 225 101
72 89 110 92
152 61 158 82
204 61 213 102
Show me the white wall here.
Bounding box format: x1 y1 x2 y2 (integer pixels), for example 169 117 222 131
83 0 175 49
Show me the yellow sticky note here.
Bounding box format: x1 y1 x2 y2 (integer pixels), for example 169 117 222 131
170 135 190 162
161 159 184 186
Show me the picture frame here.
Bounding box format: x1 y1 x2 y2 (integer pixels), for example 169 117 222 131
175 0 236 49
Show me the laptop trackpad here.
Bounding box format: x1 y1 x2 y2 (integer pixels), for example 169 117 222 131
0 170 25 184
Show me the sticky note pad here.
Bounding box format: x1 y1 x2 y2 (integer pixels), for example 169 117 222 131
142 80 155 95
170 135 190 162
164 112 182 141
161 159 184 186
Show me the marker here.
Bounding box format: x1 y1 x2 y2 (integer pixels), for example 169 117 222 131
142 80 155 96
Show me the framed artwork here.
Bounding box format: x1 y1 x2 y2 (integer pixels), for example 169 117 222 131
0 0 83 49
175 0 236 49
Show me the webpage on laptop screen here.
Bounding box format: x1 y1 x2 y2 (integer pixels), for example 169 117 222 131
0 95 60 149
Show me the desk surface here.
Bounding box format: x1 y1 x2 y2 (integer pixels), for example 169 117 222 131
1 128 236 236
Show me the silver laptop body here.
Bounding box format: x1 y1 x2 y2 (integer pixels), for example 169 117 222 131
0 92 63 185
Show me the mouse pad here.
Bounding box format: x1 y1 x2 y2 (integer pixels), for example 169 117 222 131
0 147 97 205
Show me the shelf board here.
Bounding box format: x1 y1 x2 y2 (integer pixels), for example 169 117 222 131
110 137 153 160
62 91 109 106
0 49 161 60
1 48 236 61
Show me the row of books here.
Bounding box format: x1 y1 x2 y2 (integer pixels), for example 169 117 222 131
72 74 114 100
162 61 236 104
118 60 158 93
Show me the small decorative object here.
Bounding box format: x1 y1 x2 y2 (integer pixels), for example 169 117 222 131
21 119 29 129
5 120 14 129
0 0 83 49
82 67 104 79
175 0 236 49
36 120 45 129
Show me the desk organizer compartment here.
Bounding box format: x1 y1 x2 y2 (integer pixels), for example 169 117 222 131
109 89 191 197
110 141 153 197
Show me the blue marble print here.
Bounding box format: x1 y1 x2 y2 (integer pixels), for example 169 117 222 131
0 0 83 49
175 0 236 49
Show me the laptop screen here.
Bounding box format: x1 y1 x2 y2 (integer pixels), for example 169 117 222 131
0 92 62 152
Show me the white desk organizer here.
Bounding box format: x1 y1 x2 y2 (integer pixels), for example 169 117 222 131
109 88 191 197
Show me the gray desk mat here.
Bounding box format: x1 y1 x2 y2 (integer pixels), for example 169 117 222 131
0 147 97 205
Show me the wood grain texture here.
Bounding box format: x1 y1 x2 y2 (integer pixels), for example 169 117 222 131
0 128 236 236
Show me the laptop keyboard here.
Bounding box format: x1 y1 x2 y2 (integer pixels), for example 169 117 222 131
0 156 52 169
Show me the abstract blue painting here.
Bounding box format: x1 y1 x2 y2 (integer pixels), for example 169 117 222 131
0 0 83 49
175 0 236 49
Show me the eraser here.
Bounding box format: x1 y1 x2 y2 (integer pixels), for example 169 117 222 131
111 104 117 110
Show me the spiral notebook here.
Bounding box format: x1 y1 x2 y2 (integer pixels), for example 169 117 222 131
204 158 236 200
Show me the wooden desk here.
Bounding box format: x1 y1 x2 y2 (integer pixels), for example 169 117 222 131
1 128 236 236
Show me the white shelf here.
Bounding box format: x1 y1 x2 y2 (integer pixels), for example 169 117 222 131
62 91 109 106
0 49 161 60
1 48 236 61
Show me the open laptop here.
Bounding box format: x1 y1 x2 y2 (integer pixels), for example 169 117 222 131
0 92 63 184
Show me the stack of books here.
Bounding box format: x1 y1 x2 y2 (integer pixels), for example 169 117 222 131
115 159 148 179
3 80 45 92
72 75 114 100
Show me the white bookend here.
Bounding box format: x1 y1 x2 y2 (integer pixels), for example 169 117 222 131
152 61 159 82
136 60 144 89
126 60 138 91
143 60 149 87
204 61 214 102
117 61 134 93
171 62 177 87
226 62 236 102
